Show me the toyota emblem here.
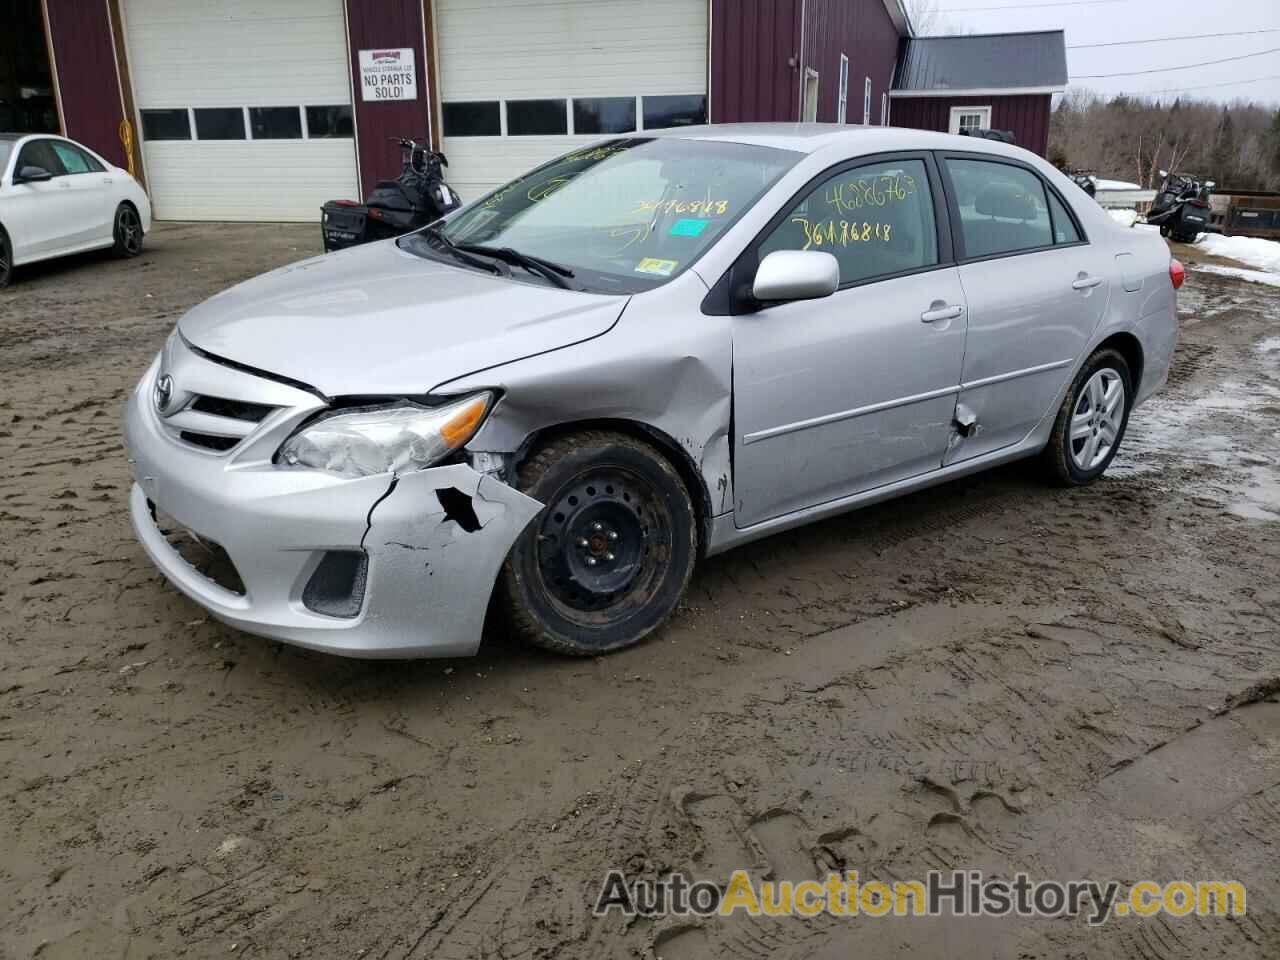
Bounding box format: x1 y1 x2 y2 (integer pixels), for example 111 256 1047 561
154 374 174 413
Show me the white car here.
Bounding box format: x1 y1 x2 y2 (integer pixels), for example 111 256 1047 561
0 133 152 287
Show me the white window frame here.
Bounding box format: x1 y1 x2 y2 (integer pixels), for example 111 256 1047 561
948 105 992 135
881 91 889 126
863 77 871 125
802 68 820 122
837 54 849 124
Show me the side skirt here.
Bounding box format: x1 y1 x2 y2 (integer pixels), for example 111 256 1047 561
705 435 1046 558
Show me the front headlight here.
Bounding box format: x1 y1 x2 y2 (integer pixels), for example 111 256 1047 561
277 393 493 478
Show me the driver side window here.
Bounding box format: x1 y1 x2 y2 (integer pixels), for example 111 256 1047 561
16 140 66 178
759 158 939 287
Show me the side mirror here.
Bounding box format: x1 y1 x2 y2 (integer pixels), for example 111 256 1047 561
15 165 53 184
753 250 840 303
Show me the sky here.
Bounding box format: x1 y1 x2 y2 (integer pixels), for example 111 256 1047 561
923 0 1280 105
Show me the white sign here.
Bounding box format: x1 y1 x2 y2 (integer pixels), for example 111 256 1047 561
358 48 418 102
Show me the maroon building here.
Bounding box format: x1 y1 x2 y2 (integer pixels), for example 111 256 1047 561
8 0 1063 223
888 31 1068 157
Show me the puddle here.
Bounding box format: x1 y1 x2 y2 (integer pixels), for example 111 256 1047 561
1111 368 1280 521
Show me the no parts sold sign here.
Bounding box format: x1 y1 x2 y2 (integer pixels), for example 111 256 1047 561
358 48 418 102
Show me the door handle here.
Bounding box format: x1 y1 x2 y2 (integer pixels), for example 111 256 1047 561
58 181 71 189
921 304 965 323
1072 276 1103 290
103 178 114 185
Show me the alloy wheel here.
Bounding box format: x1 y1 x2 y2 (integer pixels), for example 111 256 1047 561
1069 367 1125 471
118 208 142 255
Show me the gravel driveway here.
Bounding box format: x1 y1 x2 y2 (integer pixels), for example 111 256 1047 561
2 224 1278 959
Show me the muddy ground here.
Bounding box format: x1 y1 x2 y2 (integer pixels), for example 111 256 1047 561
2 225 1278 959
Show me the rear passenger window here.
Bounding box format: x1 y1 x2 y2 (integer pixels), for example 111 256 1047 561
1047 190 1082 244
758 158 939 286
50 142 104 174
945 158 1053 258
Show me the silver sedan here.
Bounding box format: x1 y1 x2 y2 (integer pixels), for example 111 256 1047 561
124 125 1180 658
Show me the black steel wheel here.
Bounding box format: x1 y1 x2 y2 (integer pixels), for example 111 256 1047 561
113 204 144 257
0 228 11 288
501 430 697 655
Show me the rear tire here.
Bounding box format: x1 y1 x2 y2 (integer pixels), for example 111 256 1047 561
501 431 697 656
1042 348 1133 486
0 228 11 288
112 203 144 257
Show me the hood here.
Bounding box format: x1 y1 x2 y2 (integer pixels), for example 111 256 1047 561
177 240 626 397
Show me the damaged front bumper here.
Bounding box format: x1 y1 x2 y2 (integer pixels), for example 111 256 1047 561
124 361 542 658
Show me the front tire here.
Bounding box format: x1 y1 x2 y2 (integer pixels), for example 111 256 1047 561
112 204 144 257
1042 348 1133 486
501 431 697 656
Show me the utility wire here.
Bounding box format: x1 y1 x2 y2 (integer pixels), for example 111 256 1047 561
1073 47 1280 78
1105 73 1280 96
939 0 1122 11
1068 27 1280 49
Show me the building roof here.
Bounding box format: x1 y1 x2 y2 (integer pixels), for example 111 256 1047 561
882 0 913 37
892 31 1067 97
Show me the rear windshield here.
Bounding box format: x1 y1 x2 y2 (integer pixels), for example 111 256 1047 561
405 137 801 294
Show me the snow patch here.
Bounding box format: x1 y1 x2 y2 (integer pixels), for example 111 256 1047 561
1191 264 1280 289
1194 233 1280 274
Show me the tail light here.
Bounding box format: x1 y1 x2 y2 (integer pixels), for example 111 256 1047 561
1169 258 1185 290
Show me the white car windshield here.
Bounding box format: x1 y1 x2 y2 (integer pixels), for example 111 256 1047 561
404 137 801 294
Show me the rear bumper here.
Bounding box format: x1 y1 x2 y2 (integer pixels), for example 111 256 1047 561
124 360 542 658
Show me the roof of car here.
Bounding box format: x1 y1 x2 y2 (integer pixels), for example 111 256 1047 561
651 123 1033 158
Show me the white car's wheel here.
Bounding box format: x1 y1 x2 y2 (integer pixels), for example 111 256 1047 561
0 228 12 288
113 204 144 258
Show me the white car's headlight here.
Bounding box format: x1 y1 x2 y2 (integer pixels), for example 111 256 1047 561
277 393 493 478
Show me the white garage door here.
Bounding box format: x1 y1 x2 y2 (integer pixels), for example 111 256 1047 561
436 0 708 202
123 0 358 221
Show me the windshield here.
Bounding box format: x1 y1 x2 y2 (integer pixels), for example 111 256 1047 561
402 137 800 294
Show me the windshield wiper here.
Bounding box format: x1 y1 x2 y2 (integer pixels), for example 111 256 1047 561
415 226 508 276
453 242 577 290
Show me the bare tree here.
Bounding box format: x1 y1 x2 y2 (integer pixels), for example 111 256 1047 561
904 0 960 36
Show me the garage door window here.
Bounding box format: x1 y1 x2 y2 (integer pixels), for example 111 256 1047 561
250 107 302 140
643 95 706 130
759 158 939 287
305 105 353 139
443 101 501 137
194 108 246 141
141 109 191 141
573 97 636 135
507 99 568 136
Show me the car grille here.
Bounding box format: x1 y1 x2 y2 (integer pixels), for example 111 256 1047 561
161 393 277 453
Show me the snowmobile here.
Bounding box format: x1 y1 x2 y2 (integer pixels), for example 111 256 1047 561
321 138 461 252
1145 171 1214 244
